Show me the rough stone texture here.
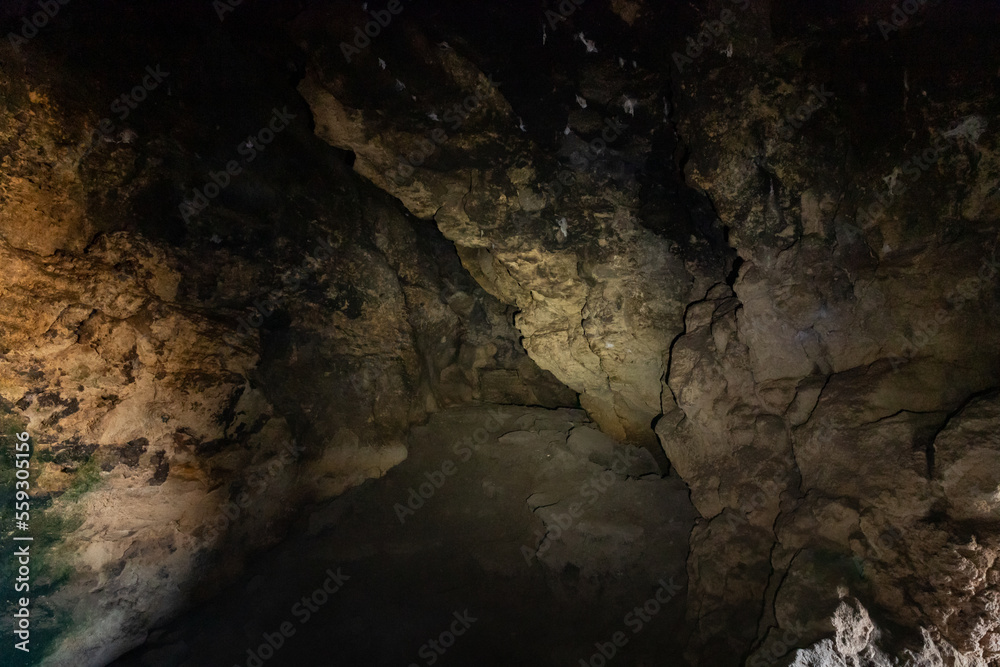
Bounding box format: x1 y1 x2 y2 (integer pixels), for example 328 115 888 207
294 1 1000 665
1 1 999 665
0 179 572 664
663 2 1000 662
789 598 990 667
0 232 299 666
0 83 95 256
293 4 728 445
0 16 578 664
109 406 696 667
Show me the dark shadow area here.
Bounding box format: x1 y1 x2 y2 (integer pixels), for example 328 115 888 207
110 407 696 667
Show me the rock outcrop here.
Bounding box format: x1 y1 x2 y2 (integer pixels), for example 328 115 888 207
293 1 1000 664
294 2 730 445
1 1 998 665
0 14 576 663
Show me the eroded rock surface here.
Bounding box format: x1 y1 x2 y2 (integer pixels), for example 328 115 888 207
1 1 999 665
110 406 695 667
294 1 1000 665
293 3 730 444
0 10 576 663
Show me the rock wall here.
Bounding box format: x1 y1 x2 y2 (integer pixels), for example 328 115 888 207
0 11 575 663
293 2 729 445
294 0 1000 664
1 0 998 665
665 3 1000 662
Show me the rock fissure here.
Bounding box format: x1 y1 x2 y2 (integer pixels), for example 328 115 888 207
0 2 998 666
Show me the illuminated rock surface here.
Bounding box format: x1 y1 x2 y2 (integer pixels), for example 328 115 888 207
0 1 998 666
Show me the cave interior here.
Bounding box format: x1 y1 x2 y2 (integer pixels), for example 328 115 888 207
1 1 1000 666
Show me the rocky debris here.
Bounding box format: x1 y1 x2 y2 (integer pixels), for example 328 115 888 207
789 597 988 667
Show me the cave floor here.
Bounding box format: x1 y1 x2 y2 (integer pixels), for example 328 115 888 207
110 406 697 667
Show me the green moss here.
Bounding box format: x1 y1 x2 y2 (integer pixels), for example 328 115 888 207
0 407 82 665
61 455 103 502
